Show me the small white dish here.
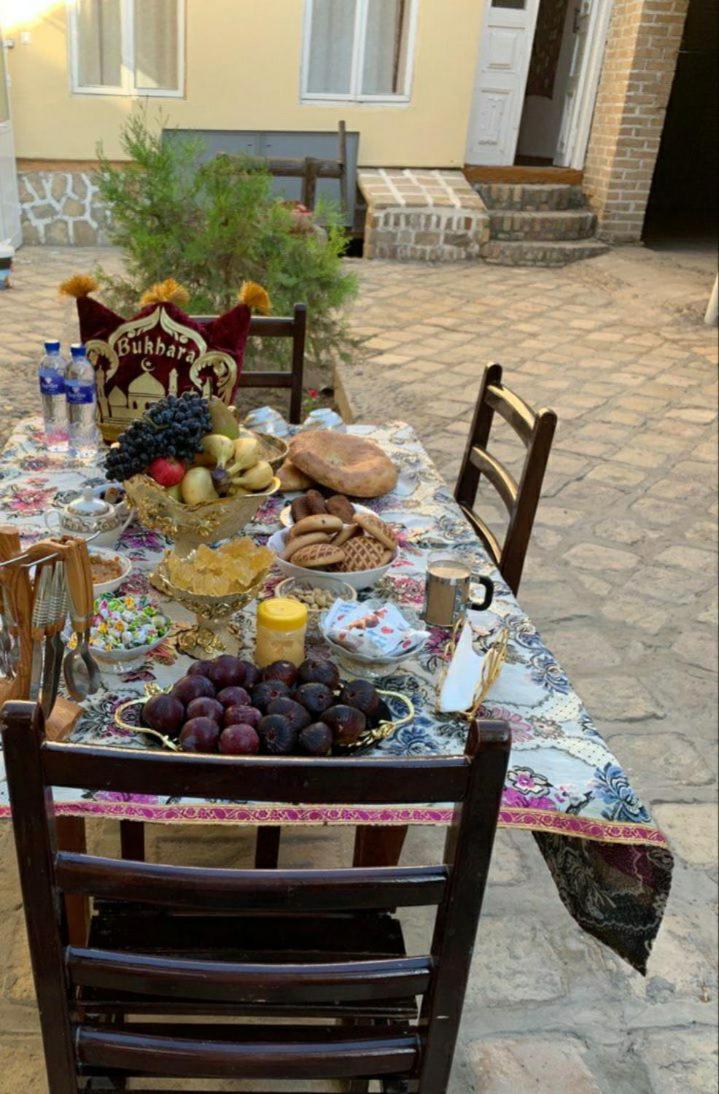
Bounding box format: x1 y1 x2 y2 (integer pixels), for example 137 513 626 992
319 610 427 680
88 548 132 597
268 528 396 592
279 501 376 529
90 635 166 674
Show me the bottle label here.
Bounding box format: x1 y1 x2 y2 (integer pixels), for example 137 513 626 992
39 371 65 396
65 380 95 405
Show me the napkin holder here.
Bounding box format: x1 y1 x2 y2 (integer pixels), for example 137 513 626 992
437 620 509 719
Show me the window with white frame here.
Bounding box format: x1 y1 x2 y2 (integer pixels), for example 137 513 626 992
69 0 184 96
302 0 416 102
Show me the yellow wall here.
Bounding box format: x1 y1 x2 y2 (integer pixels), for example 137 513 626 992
4 0 485 166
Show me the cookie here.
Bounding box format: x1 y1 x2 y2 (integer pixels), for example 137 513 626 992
291 543 346 569
326 494 355 523
333 523 360 547
282 532 331 561
290 513 343 539
354 512 397 550
338 535 387 573
305 489 328 515
290 496 311 523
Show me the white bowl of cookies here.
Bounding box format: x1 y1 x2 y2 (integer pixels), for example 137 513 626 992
268 505 399 591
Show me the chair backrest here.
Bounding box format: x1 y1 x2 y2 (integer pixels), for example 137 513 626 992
2 701 509 1094
454 363 557 595
193 304 307 424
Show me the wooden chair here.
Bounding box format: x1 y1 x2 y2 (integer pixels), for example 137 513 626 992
2 700 509 1094
454 363 557 595
193 304 307 424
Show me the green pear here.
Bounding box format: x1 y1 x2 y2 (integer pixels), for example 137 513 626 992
208 397 240 440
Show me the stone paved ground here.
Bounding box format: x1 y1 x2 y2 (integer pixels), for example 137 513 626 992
0 245 717 1092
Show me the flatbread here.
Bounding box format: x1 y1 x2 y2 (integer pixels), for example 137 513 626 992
289 431 398 499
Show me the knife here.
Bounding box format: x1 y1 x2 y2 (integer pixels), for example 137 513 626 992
29 565 52 702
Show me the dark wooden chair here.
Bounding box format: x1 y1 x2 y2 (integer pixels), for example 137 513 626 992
193 304 307 425
454 363 557 595
2 700 509 1094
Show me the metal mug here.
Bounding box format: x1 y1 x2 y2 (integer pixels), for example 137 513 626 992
423 553 494 629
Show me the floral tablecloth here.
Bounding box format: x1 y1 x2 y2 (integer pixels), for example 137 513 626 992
0 418 672 972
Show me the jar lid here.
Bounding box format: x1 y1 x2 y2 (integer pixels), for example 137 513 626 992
257 597 308 632
67 486 112 518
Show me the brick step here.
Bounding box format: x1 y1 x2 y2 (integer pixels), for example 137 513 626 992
483 238 610 267
488 208 597 242
475 183 586 211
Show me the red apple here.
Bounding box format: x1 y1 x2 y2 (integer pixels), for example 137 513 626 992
219 724 260 755
148 456 186 487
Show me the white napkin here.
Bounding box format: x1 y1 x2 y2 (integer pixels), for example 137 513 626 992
323 599 429 659
438 621 487 713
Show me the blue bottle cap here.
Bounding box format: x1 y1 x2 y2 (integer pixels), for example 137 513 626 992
44 340 60 352
70 343 86 357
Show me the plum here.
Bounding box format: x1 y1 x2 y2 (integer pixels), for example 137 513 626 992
179 717 220 753
338 679 381 718
257 714 297 755
217 686 251 709
293 682 334 718
251 679 292 711
297 657 340 690
261 660 299 687
323 704 366 746
187 659 214 677
238 660 261 689
219 724 260 755
267 697 311 732
222 704 262 729
142 694 184 736
171 674 215 705
186 696 224 725
299 722 333 756
206 655 246 689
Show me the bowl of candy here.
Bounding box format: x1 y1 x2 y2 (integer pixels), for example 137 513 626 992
150 537 275 657
84 595 172 673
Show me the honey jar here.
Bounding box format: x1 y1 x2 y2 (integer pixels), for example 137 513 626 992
255 597 308 668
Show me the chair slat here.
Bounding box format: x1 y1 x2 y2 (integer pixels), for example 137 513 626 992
42 745 469 804
192 316 295 336
485 383 536 444
55 853 448 911
67 947 433 1003
457 505 502 565
468 447 518 513
238 371 292 388
76 1026 418 1079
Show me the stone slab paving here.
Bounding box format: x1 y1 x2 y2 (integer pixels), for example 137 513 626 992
0 245 717 1092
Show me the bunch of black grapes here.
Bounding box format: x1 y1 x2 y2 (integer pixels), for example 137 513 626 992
105 393 212 482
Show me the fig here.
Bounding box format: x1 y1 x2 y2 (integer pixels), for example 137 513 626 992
142 694 184 736
339 679 381 718
239 660 261 689
267 697 311 732
187 659 215 677
297 657 340 690
251 679 292 711
179 717 221 753
262 660 299 687
257 714 298 755
223 704 262 729
293 681 334 718
207 655 246 689
323 704 366 746
217 686 251 708
299 722 333 756
171 674 215 705
186 696 224 725
219 724 260 755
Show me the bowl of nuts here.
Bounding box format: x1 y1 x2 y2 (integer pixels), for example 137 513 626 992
274 576 357 634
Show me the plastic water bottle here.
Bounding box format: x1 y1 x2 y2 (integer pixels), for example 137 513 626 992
65 343 98 463
39 340 69 452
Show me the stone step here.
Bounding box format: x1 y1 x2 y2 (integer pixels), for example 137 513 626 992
475 182 586 211
488 208 597 242
483 238 610 267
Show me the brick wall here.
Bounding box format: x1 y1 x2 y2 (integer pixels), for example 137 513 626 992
18 170 110 245
583 0 689 243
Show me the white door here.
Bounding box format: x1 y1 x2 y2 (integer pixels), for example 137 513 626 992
555 0 613 168
0 31 21 247
465 0 540 166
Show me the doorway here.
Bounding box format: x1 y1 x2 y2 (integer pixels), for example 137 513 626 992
0 30 21 247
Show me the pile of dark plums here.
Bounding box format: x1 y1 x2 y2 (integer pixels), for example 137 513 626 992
141 654 389 756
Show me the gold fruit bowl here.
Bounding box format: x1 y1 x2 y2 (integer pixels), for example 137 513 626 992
150 556 270 657
251 432 289 473
125 473 280 555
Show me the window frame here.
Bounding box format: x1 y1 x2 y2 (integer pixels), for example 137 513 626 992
300 0 418 105
67 0 185 98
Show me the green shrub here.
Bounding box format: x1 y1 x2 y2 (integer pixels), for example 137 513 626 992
94 111 358 372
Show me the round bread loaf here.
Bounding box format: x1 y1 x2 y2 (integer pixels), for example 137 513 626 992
289 431 398 499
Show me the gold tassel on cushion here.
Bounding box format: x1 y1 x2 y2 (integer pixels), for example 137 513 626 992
140 277 190 308
239 281 271 315
59 273 99 298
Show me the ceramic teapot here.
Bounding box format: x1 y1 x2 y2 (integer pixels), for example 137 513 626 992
45 486 134 548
